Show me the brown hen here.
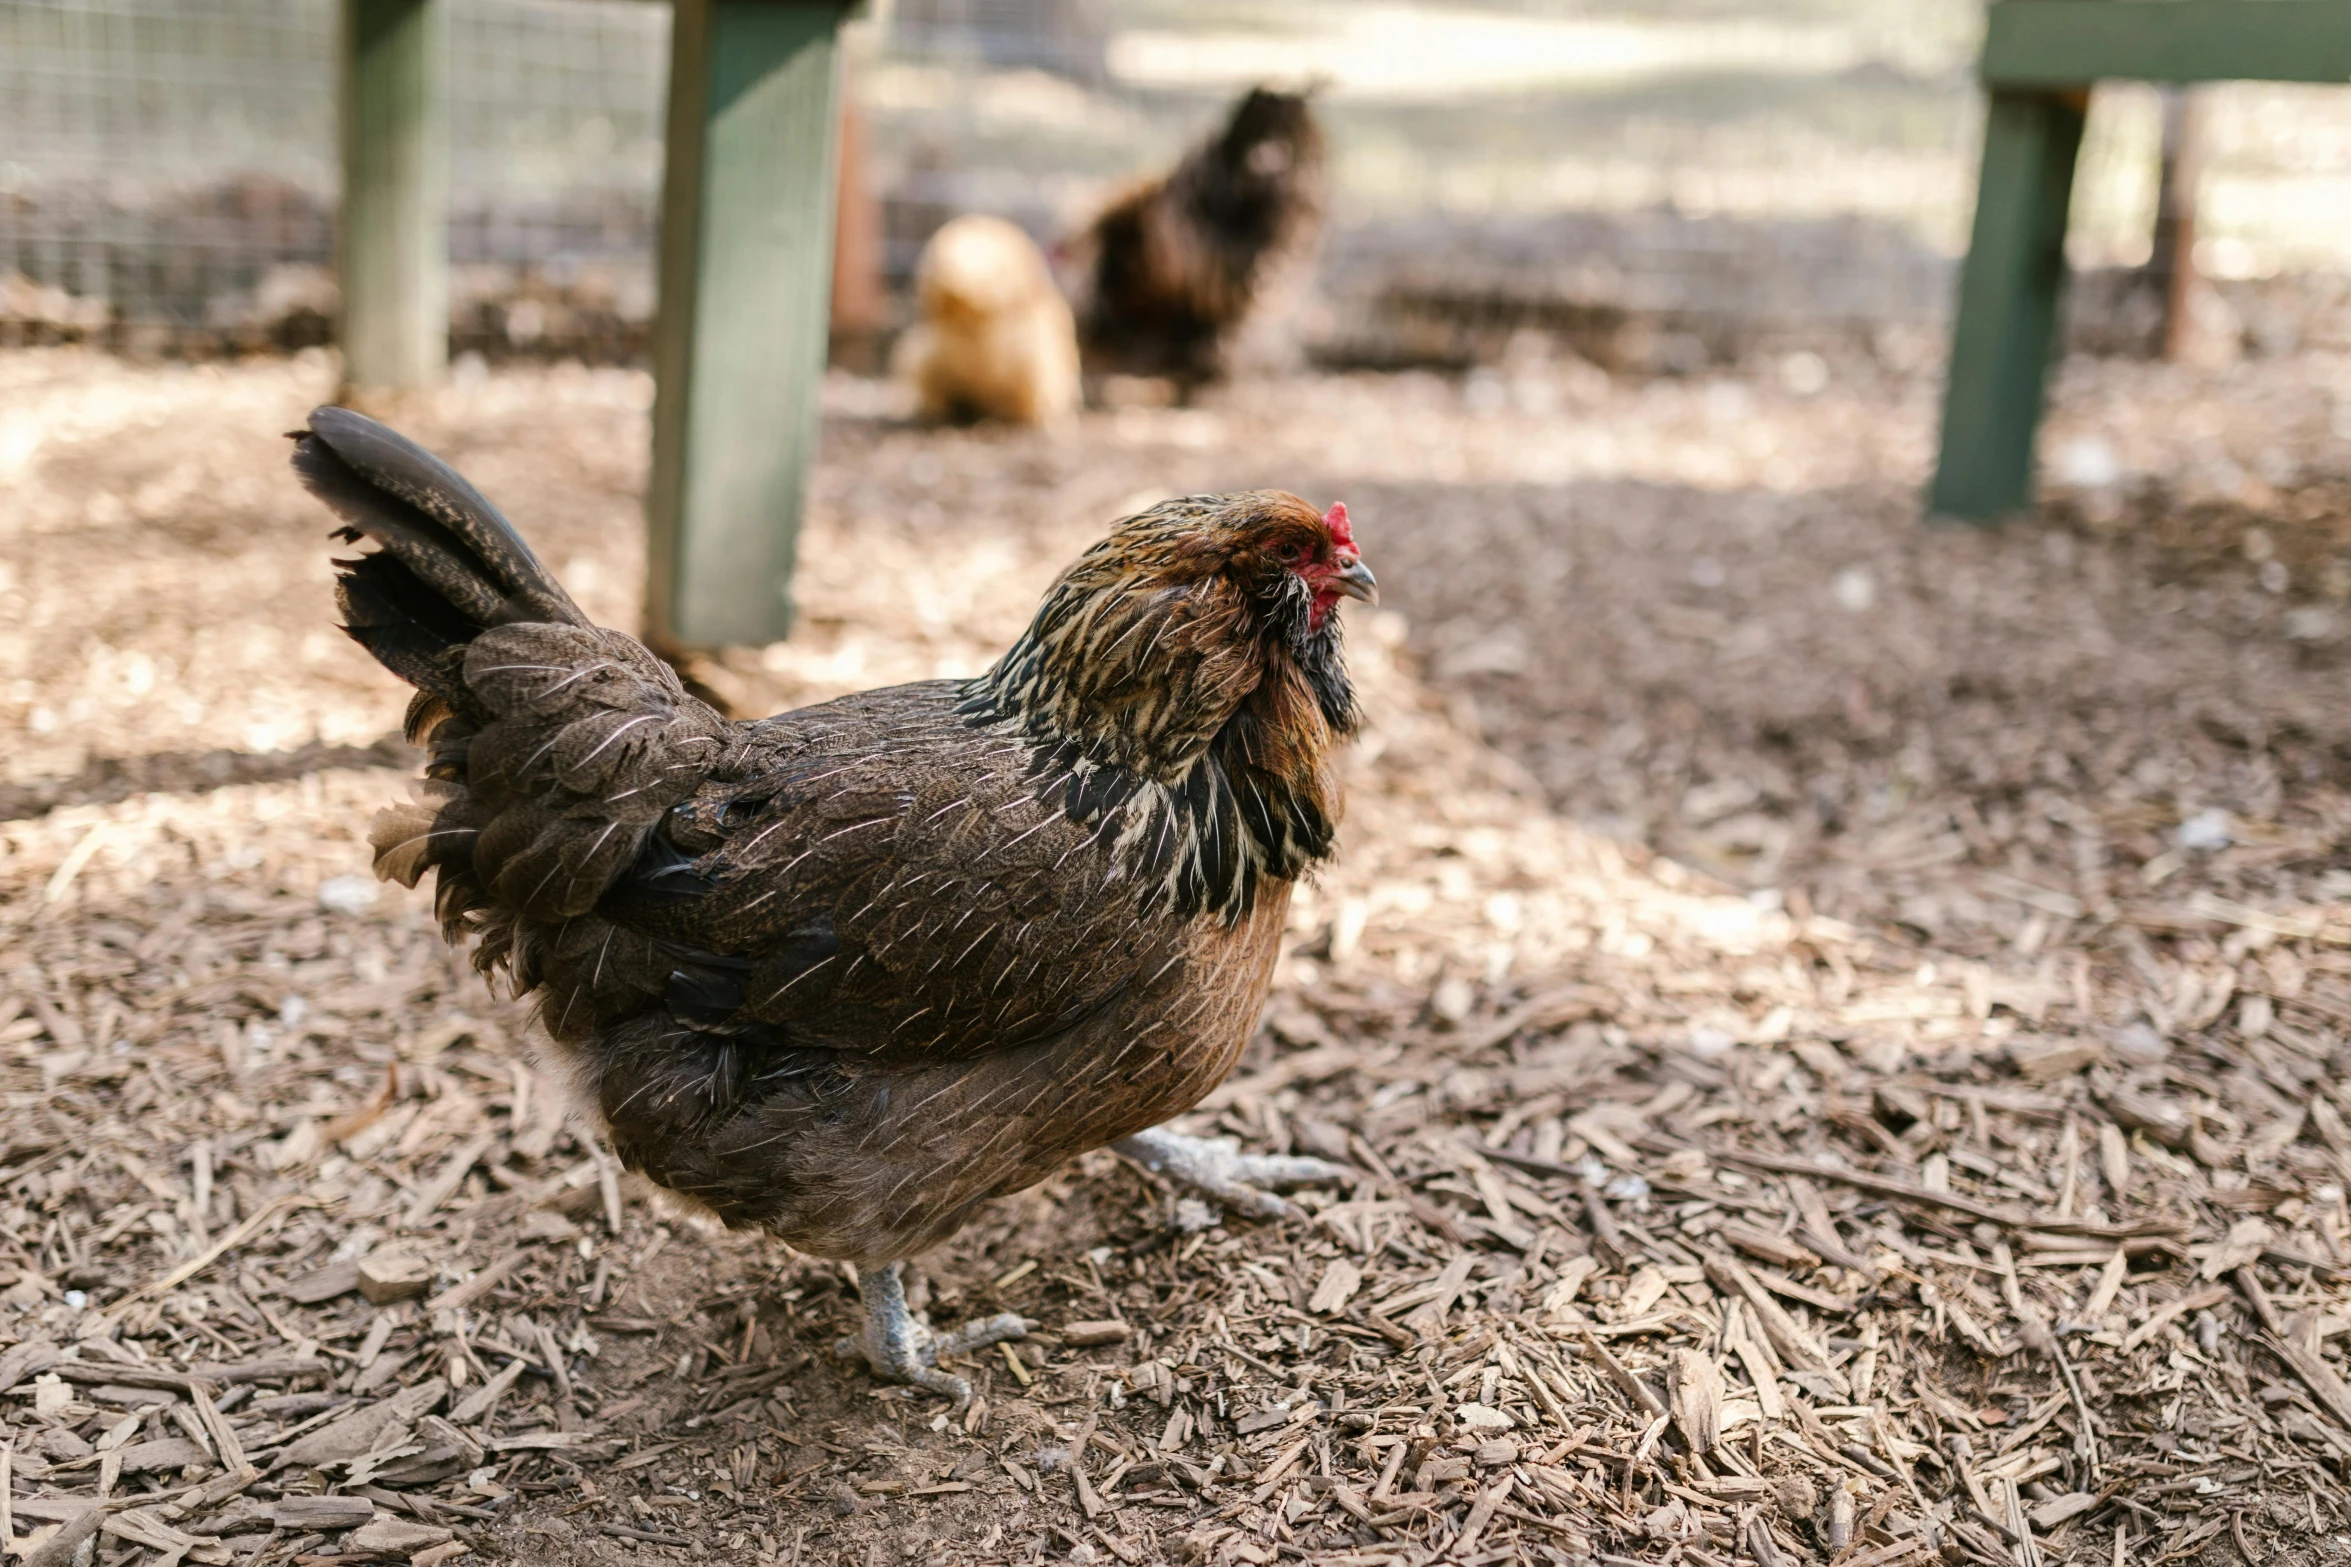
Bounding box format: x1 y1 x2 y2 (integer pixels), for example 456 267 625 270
294 407 1374 1396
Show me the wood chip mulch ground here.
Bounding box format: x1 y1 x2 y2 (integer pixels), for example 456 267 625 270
7 345 2351 1567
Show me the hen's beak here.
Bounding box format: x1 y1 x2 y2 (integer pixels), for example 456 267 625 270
1328 556 1379 606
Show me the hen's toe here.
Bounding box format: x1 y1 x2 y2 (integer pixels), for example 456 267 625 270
1112 1126 1351 1222
1226 1152 1351 1189
933 1312 1033 1359
839 1262 1029 1403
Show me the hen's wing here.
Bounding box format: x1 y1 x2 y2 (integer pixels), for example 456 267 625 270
537 680 1183 1067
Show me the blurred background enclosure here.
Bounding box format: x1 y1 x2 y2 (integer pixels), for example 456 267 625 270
6 0 2351 368
0 0 666 357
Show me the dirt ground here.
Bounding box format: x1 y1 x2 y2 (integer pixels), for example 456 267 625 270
8 341 2351 1567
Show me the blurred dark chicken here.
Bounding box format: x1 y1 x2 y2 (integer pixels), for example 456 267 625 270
1072 85 1324 387
295 408 1374 1397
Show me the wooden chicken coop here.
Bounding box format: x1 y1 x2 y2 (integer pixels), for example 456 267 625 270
341 0 853 649
1932 0 2351 521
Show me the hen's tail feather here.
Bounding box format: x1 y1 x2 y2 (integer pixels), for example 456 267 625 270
403 690 456 751
334 550 483 710
370 781 478 886
297 408 731 958
298 406 584 626
295 406 588 711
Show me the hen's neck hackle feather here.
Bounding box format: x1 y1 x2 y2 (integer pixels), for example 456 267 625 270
959 490 1359 922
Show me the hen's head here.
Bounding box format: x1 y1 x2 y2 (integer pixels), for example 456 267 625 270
965 490 1373 788
1207 87 1324 212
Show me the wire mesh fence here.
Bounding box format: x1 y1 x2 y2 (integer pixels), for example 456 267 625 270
0 0 332 347
4 0 2351 365
445 0 665 361
0 0 667 354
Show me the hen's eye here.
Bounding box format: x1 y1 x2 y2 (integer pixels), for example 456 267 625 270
1276 543 1304 564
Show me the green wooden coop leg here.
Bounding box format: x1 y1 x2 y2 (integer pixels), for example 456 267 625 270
1929 89 2087 523
340 0 448 395
646 0 852 651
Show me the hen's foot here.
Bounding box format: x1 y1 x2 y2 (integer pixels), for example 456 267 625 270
834 1261 1030 1403
1111 1125 1349 1223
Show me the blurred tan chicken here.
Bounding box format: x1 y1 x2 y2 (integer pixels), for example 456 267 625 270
894 215 1080 426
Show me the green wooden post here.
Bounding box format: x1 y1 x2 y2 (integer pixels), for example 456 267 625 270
1929 0 2351 524
339 0 447 395
1981 0 2351 86
647 0 852 651
1928 90 2086 523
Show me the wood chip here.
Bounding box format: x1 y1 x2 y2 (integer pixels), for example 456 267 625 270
348 1516 455 1553
280 1261 359 1305
1400 1253 1476 1330
404 1132 496 1229
1704 1251 1840 1386
423 1250 521 1316
2118 1285 2231 1354
272 1495 375 1531
1717 1221 1821 1271
358 1244 435 1305
2270 1312 2351 1434
1061 1319 1131 1347
448 1356 526 1425
106 1436 208 1474
1668 1348 1724 1454
1308 1258 1363 1315
2029 1492 2099 1529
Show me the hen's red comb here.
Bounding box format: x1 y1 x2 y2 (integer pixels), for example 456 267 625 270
1323 501 1355 549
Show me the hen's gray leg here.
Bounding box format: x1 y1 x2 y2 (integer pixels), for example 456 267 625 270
1112 1125 1349 1222
835 1262 1030 1402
